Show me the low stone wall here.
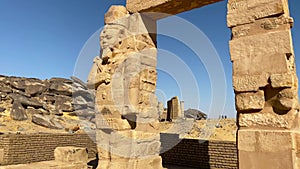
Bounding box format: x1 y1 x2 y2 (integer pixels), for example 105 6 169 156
0 132 238 167
0 133 97 165
160 133 238 169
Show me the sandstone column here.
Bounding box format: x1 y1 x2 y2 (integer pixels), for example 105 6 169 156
89 6 163 169
227 0 300 168
167 96 181 121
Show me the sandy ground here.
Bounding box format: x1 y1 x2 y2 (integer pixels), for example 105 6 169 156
159 118 237 141
1 117 237 141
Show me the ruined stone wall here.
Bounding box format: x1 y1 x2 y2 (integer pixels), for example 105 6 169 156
160 134 238 169
0 133 97 165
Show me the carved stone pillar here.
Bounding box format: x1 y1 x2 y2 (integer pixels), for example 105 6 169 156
89 5 163 169
227 0 300 168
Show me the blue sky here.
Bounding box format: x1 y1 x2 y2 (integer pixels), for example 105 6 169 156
0 0 299 118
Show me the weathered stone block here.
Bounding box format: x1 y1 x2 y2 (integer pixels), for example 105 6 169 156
270 73 295 88
239 107 298 129
136 156 163 169
109 131 133 158
146 141 161 155
238 130 256 152
239 150 294 169
274 88 298 110
227 0 289 27
235 90 265 111
97 145 110 160
111 90 125 106
96 129 110 146
131 130 160 142
105 6 130 24
231 16 293 39
95 115 132 130
292 132 300 158
233 53 289 78
110 13 156 41
230 30 293 62
238 129 293 151
238 129 296 169
54 147 88 163
96 84 114 106
259 130 292 152
233 74 269 92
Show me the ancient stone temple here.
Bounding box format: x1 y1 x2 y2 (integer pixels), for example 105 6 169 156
90 0 300 168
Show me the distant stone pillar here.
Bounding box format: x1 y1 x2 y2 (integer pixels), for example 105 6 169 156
91 6 163 169
180 101 184 118
227 0 300 168
167 96 180 121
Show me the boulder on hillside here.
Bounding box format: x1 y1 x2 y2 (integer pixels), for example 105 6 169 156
0 82 12 93
26 107 50 115
49 77 73 84
55 95 73 112
68 109 95 119
32 114 64 129
8 93 43 108
73 90 94 102
10 101 28 121
70 76 88 90
25 82 48 96
9 78 27 90
184 108 207 120
49 82 73 96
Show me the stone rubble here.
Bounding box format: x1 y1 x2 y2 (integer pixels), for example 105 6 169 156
0 75 96 131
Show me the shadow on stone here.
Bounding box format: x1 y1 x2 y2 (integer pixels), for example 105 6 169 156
87 153 99 169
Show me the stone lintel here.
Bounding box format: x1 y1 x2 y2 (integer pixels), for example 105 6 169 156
126 0 223 20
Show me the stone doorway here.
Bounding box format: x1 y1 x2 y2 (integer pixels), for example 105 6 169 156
91 0 300 168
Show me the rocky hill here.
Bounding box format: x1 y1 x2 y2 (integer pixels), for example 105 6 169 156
184 108 207 120
0 75 96 134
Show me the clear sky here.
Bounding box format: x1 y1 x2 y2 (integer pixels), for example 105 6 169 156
0 0 299 118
